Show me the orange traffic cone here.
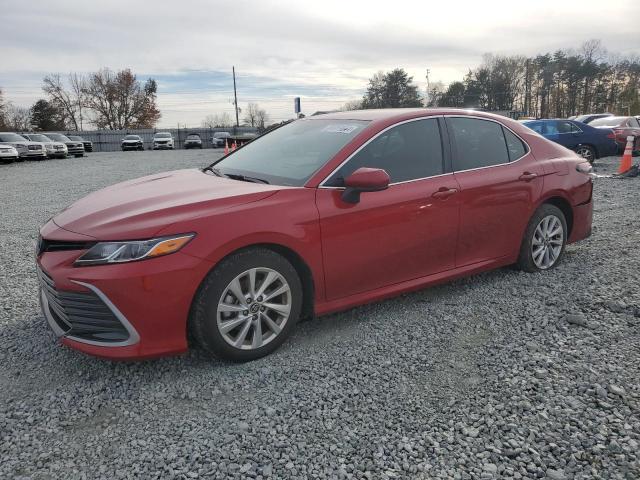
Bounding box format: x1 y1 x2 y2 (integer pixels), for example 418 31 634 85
224 140 229 155
231 141 237 151
617 135 635 174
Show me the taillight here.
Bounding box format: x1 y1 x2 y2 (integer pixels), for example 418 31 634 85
606 132 616 139
576 162 592 174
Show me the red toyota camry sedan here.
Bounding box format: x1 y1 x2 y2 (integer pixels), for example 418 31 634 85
36 109 593 361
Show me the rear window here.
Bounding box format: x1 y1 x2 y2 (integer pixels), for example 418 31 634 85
448 117 510 171
503 128 527 161
589 117 625 127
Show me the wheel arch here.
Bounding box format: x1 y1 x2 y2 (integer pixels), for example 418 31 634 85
538 195 574 238
193 242 316 324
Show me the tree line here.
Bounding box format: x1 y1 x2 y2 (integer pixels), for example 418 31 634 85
201 103 270 130
0 69 161 132
346 40 639 118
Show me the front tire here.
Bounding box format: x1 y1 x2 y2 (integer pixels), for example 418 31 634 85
517 204 567 272
190 248 303 361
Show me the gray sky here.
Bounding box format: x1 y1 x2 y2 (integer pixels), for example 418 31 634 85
2 0 639 127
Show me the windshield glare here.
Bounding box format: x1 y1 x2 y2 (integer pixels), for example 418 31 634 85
212 119 369 186
48 133 71 142
0 133 28 142
590 117 625 127
125 135 140 140
29 134 52 142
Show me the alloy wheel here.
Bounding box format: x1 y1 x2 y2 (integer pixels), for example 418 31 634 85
531 215 564 269
575 146 594 162
216 267 292 350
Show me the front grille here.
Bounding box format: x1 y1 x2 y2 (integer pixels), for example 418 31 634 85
28 145 42 151
37 237 94 256
38 268 129 343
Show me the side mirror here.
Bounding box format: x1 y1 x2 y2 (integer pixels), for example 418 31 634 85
341 167 390 203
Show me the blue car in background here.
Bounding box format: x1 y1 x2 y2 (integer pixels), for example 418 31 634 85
521 119 617 163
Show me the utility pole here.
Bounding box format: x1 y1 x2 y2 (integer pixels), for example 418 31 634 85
425 69 430 107
232 66 239 127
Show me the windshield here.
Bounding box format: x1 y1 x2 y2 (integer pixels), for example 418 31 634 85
0 133 28 142
213 132 230 138
590 117 625 127
68 136 83 141
211 119 369 186
187 134 200 140
27 134 52 142
47 133 71 142
154 133 171 138
125 135 140 140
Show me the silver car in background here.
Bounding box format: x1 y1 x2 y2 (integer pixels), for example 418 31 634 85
45 133 85 157
0 133 47 161
0 144 19 163
22 133 68 159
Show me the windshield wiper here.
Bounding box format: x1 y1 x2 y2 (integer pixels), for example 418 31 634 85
203 166 225 177
203 167 269 184
224 173 270 184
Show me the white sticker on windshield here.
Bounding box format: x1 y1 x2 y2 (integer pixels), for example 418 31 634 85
322 124 359 134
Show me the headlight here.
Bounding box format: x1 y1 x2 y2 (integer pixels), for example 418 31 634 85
75 234 195 265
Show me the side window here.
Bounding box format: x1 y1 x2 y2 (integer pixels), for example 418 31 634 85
570 122 582 133
449 117 509 171
525 122 543 134
544 123 559 135
326 118 443 186
630 117 640 128
557 121 573 134
503 128 527 161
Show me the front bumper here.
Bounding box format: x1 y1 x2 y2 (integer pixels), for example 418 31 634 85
21 150 47 159
37 244 214 360
122 143 143 150
67 147 85 155
153 144 174 150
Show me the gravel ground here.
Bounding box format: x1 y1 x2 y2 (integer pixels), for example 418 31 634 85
0 151 638 480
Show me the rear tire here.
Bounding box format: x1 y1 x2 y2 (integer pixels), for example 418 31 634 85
517 204 567 272
575 145 595 163
190 248 303 361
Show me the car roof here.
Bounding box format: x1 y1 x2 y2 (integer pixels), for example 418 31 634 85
311 108 517 124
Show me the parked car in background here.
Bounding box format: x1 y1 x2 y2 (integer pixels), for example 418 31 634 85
0 132 46 161
184 133 203 149
121 135 145 151
0 144 19 163
22 133 68 159
212 131 231 148
68 135 93 153
588 116 640 153
36 109 593 361
45 133 85 157
153 132 174 150
521 119 617 162
573 113 613 124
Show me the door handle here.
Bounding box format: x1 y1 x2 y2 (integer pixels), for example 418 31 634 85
519 172 538 182
431 187 458 199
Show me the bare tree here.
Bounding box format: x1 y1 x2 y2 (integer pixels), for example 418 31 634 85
42 74 81 130
0 87 7 129
83 68 160 129
69 73 86 130
243 103 261 127
201 112 233 128
5 104 31 131
341 99 363 111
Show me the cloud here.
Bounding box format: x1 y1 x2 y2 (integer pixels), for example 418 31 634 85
1 0 638 126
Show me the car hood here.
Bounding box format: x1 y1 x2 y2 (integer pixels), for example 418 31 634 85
154 137 173 141
122 139 142 143
50 168 283 240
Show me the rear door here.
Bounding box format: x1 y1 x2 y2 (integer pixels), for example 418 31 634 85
316 117 460 300
445 116 543 267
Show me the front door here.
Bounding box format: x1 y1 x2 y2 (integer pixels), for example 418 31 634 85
316 117 460 301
